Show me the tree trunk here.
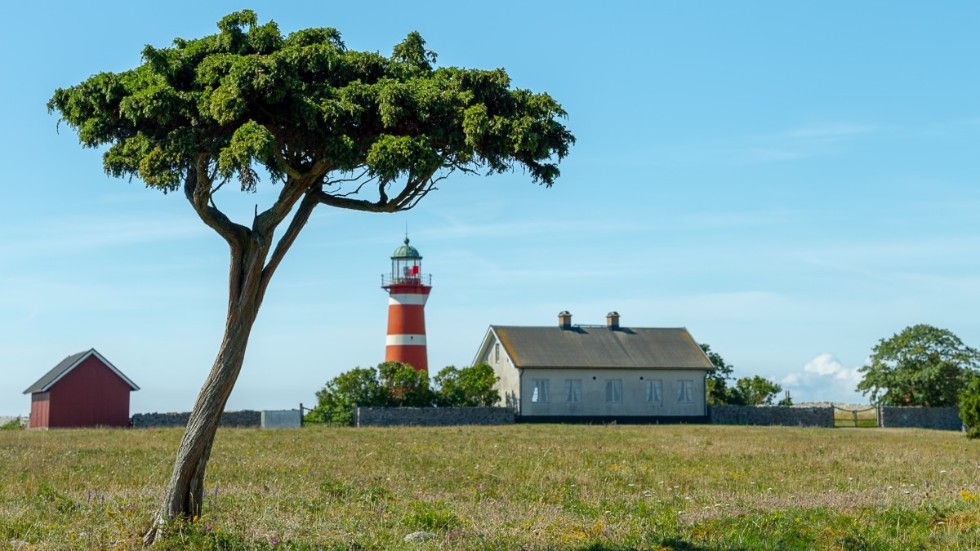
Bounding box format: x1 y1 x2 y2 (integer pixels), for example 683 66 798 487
144 243 265 545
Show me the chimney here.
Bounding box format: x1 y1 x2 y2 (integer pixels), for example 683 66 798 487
607 311 620 330
558 311 572 330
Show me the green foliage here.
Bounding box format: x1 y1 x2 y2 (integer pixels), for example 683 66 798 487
700 343 735 405
304 367 384 425
959 373 980 439
48 10 574 198
0 418 22 431
433 363 500 406
733 375 783 406
405 501 459 531
857 324 980 407
776 390 794 406
700 343 784 406
377 362 433 407
306 362 500 424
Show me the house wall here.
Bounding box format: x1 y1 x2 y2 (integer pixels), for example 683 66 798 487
29 393 50 429
479 339 522 413
47 356 132 428
519 368 706 417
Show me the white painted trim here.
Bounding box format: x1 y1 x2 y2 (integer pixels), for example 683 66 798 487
388 294 429 306
386 334 427 346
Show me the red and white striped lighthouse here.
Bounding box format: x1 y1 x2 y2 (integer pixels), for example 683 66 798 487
381 236 432 372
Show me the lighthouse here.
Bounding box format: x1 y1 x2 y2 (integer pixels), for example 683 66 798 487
381 236 432 372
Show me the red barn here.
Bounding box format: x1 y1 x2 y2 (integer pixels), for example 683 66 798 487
23 349 139 429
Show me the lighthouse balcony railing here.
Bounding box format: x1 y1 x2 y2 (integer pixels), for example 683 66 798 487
381 274 431 287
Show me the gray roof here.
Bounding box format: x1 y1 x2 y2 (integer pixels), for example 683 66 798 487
491 326 713 370
23 349 139 394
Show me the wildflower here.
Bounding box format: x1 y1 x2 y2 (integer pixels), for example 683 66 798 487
204 524 212 533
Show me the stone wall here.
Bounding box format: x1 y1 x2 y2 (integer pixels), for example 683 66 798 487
709 405 835 427
355 407 516 427
131 410 261 428
879 407 962 431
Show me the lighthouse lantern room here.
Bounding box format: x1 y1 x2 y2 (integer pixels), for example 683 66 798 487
381 237 432 372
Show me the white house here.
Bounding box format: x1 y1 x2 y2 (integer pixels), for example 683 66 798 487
473 311 714 422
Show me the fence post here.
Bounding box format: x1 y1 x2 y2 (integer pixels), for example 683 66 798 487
299 403 304 428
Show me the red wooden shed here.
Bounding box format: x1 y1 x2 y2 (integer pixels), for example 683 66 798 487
23 349 139 429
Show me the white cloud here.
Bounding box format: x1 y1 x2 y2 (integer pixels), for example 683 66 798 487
781 353 866 404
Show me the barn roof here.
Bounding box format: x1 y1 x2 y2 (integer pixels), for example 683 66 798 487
481 326 714 370
23 349 140 394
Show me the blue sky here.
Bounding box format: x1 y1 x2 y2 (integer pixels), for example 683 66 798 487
2 2 978 415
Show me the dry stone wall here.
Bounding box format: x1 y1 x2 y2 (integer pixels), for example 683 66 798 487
355 407 515 427
709 405 835 427
879 407 962 431
131 410 261 428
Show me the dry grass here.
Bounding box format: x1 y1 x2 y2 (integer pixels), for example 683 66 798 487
1 424 979 549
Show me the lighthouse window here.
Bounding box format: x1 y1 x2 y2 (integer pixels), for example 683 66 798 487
531 379 549 403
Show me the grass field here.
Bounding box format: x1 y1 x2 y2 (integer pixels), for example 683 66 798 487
1 425 978 550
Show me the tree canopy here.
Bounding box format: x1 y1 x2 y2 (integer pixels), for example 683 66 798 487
857 324 980 407
700 343 734 405
48 10 573 215
47 11 572 539
699 343 787 406
306 362 500 425
960 373 980 439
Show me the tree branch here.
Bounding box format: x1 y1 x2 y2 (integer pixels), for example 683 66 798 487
257 190 320 304
183 156 249 246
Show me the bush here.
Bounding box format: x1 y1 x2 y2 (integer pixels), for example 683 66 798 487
959 374 980 439
307 362 500 425
1 417 22 431
433 363 499 407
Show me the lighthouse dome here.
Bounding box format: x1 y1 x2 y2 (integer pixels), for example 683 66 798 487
392 237 421 259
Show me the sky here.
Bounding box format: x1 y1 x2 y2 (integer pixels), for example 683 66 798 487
1 2 978 415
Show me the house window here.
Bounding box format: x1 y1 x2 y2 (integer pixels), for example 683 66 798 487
531 379 549 403
678 380 694 404
494 343 500 362
605 379 623 403
565 379 582 402
646 380 663 404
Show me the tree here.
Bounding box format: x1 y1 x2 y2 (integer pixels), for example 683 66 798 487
47 11 573 542
378 362 434 407
304 367 384 426
733 375 783 406
433 363 500 406
856 324 980 407
960 374 980 439
700 343 735 405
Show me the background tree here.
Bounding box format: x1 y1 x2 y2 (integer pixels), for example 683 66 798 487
733 376 783 406
959 374 980 439
433 363 500 406
856 324 980 407
304 367 384 426
378 362 433 407
700 343 735 405
47 11 573 542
